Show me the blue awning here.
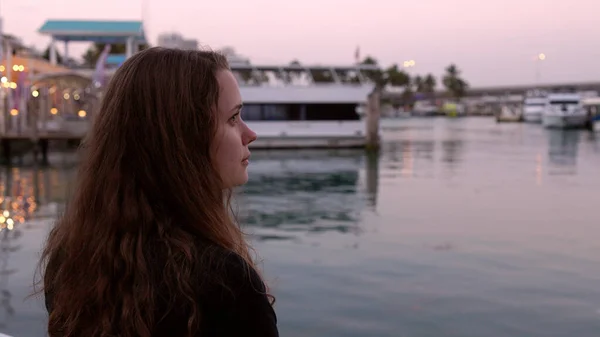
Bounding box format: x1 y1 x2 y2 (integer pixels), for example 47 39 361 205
106 54 126 66
39 20 146 43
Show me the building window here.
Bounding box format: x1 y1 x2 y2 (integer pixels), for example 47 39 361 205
243 104 262 121
263 105 288 120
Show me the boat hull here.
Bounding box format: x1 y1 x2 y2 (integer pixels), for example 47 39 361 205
411 109 438 117
250 136 365 149
496 106 523 123
592 116 600 132
523 112 542 123
379 117 410 131
246 120 368 149
542 114 588 129
496 115 522 123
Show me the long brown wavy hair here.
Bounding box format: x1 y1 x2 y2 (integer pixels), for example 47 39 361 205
35 47 264 337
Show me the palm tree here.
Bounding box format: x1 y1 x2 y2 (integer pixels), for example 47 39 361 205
288 59 303 83
81 42 150 67
442 64 468 101
310 69 334 83
238 68 254 84
361 56 378 65
401 85 415 107
423 74 437 100
382 64 413 106
413 75 425 93
385 64 410 87
359 55 386 89
42 45 63 64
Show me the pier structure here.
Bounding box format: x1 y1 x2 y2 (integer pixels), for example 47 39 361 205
0 20 147 164
38 20 146 66
0 34 68 137
0 33 76 164
0 70 96 164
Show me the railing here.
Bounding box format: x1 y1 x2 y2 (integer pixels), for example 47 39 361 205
0 116 90 138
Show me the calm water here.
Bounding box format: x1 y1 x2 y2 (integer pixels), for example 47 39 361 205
0 117 599 336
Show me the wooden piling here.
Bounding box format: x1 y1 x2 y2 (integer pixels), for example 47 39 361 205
38 139 49 164
366 90 381 151
1 139 10 163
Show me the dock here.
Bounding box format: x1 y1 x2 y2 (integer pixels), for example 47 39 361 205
1 130 84 140
0 132 80 164
0 127 369 163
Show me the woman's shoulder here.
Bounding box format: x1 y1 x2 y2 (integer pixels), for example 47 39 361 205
197 246 279 337
199 245 267 299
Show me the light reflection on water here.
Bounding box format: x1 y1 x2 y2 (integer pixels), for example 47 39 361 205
237 150 375 242
0 118 598 336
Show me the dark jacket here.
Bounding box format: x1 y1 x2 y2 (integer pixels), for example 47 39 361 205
45 247 279 337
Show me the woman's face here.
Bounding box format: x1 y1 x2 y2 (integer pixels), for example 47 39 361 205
211 70 257 188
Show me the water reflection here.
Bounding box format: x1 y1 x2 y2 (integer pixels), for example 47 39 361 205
0 227 20 329
364 150 379 208
379 137 470 180
238 150 374 241
381 141 428 179
441 139 465 164
0 161 79 333
379 120 598 184
546 130 580 175
0 165 48 331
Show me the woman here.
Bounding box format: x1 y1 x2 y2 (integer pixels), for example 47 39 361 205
37 47 278 337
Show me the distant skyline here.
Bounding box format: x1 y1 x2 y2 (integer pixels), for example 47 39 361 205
2 0 600 87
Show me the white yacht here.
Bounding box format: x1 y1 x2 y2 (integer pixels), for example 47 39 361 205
582 97 600 132
542 92 588 129
223 49 379 148
495 104 523 123
73 48 380 149
411 100 439 117
522 90 547 123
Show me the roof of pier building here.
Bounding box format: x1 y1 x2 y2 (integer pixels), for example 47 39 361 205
38 20 147 44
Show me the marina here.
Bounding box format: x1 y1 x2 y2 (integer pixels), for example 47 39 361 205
0 19 598 163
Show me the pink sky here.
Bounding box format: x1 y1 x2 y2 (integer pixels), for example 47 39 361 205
3 0 599 87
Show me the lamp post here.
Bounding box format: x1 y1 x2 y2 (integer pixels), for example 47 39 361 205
402 59 416 74
535 53 545 85
402 60 416 111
